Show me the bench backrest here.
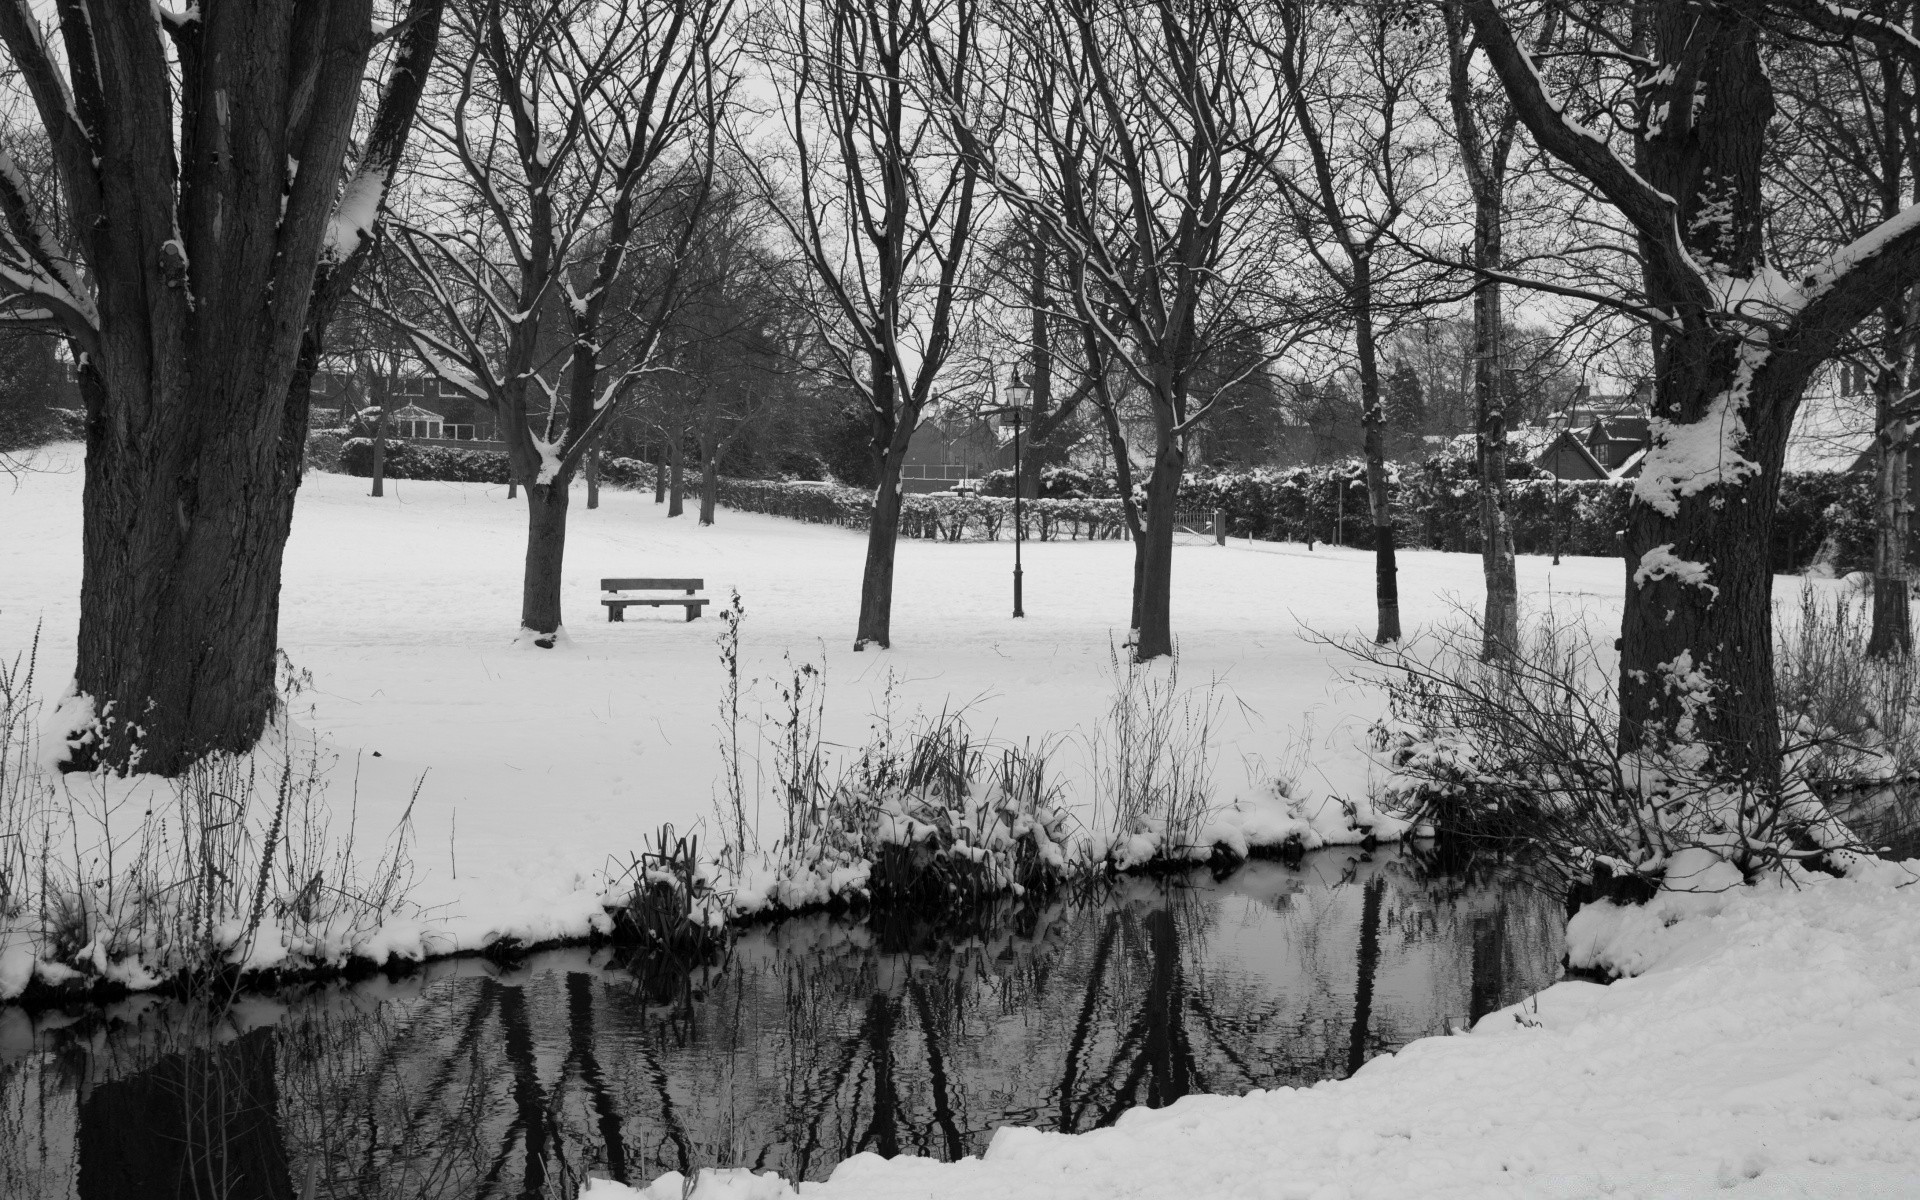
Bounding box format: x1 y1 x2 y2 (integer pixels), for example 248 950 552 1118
603 577 704 591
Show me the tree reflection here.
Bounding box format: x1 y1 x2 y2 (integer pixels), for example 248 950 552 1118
15 848 1564 1195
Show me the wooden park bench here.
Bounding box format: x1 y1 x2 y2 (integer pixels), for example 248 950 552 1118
601 577 709 622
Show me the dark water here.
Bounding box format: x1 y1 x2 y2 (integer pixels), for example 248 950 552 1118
1 846 1562 1199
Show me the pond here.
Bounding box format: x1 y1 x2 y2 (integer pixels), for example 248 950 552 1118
0 846 1563 1199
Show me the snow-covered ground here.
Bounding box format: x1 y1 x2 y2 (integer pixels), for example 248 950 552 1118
589 859 1920 1200
2 442 1638 969
9 444 1920 1196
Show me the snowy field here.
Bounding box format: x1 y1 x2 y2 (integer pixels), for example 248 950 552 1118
7 444 1920 1197
2 441 1643 952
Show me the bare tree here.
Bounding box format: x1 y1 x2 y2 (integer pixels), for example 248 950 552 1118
1464 0 1920 785
1439 0 1544 659
0 0 443 773
1770 5 1920 656
943 0 1299 660
379 0 732 642
741 0 987 650
1252 0 1443 646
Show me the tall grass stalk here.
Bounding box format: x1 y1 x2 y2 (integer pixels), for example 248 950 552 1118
1090 642 1222 860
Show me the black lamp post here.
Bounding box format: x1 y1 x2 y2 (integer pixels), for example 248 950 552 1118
1001 369 1032 617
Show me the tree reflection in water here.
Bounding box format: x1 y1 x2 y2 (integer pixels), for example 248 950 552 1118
2 845 1561 1198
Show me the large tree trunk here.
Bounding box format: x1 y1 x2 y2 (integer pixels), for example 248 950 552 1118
1614 13 1781 783
1133 437 1183 660
1355 270 1400 644
586 447 600 510
39 0 378 776
856 452 908 650
1618 337 1790 783
856 359 915 650
521 482 570 643
74 370 305 774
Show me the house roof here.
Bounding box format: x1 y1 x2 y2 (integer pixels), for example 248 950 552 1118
1534 429 1610 480
359 403 444 422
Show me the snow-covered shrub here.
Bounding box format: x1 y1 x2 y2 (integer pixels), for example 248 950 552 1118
610 824 730 958
1360 610 1879 897
337 437 513 483
0 654 421 1002
303 427 346 475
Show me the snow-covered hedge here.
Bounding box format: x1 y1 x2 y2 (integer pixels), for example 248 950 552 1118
322 437 1875 571
715 477 1132 541
1182 456 1874 572
338 437 512 483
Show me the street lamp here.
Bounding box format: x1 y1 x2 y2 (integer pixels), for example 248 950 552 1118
1000 368 1032 618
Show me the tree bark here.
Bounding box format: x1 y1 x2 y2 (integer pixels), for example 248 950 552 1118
370 368 392 498
1868 314 1913 656
1133 437 1183 659
521 482 570 642
855 348 925 650
857 452 909 650
667 436 686 517
1473 265 1518 657
1025 215 1055 493
1444 0 1521 659
586 447 600 510
24 0 385 775
1355 265 1400 644
699 430 719 525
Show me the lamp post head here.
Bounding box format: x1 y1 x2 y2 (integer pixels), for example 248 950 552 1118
1002 368 1031 421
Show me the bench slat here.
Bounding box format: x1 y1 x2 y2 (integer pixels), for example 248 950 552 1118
602 598 709 606
602 577 703 590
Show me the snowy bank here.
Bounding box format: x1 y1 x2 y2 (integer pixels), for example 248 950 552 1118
584 859 1920 1199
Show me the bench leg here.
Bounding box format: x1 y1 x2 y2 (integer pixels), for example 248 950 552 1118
685 604 698 622
609 605 624 622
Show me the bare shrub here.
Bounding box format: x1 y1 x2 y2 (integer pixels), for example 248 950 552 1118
1777 585 1920 853
1 650 419 1000
1089 641 1223 865
1356 606 1881 895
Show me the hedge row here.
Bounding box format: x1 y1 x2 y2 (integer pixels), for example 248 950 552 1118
712 477 1131 541
1177 457 1876 573
325 437 1877 572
